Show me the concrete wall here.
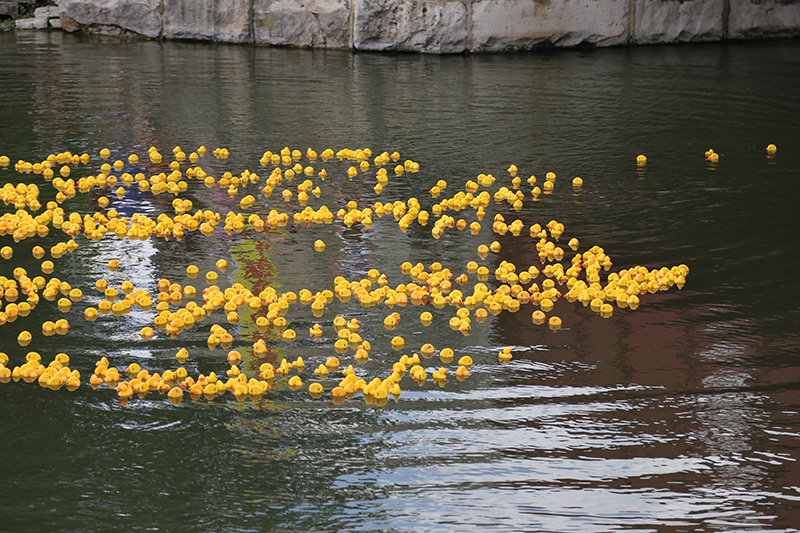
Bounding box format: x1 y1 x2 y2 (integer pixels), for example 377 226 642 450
59 0 800 53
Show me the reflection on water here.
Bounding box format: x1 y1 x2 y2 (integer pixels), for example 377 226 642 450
1 31 800 531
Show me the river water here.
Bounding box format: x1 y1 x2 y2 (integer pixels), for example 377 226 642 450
1 31 799 532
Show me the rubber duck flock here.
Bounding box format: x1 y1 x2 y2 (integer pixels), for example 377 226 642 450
1 142 763 406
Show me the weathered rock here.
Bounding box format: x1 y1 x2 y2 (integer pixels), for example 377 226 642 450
253 0 351 48
34 5 62 18
49 16 62 28
60 13 80 31
353 0 468 53
471 0 629 51
163 0 251 42
16 16 49 29
43 0 800 52
633 0 723 44
728 0 800 40
60 0 162 38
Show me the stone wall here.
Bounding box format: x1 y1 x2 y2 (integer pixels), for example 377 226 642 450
57 0 800 53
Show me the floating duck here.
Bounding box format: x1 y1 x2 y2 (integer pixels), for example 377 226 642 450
287 376 303 390
17 331 32 346
173 348 188 363
168 386 183 404
116 382 133 399
439 347 454 363
420 343 435 358
308 382 324 397
390 336 405 350
226 350 242 365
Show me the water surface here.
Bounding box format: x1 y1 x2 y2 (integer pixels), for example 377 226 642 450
1 32 799 532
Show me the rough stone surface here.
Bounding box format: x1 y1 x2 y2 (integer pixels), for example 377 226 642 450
16 16 49 29
35 6 62 17
49 16 62 27
61 0 162 38
163 0 251 42
353 0 468 53
633 0 723 44
471 0 629 51
46 0 800 52
253 0 351 48
728 0 800 39
60 13 81 31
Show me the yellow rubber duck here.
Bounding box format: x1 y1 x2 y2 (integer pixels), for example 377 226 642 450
227 350 242 365
390 336 405 349
188 382 204 399
308 382 324 397
116 382 133 399
499 348 513 363
175 348 189 363
55 319 69 335
17 331 32 347
439 347 454 363
287 376 303 389
168 386 183 404
432 367 448 380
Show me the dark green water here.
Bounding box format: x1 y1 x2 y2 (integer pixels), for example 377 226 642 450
1 31 799 532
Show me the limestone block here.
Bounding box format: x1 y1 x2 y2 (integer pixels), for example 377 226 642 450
163 0 251 42
728 0 800 39
253 0 351 48
471 0 629 51
16 17 49 29
633 0 723 44
49 16 62 28
35 6 63 18
353 0 469 53
60 0 162 38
